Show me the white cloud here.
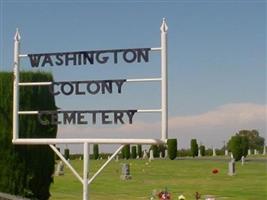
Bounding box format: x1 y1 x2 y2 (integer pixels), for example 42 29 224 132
57 103 266 152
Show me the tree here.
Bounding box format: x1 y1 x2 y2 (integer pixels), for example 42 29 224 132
200 145 205 156
158 144 166 157
93 144 99 160
151 145 159 158
131 146 137 159
237 130 264 151
0 72 57 199
228 135 249 161
137 144 142 158
64 148 70 160
190 139 198 157
167 139 177 160
123 145 130 159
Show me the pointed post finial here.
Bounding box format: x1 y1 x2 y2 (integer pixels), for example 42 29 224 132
14 28 21 41
160 18 168 32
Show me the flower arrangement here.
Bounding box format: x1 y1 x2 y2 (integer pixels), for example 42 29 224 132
157 188 171 200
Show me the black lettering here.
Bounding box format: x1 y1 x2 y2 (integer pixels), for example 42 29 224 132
113 50 118 63
91 111 97 124
96 51 109 64
61 82 74 95
114 111 124 124
101 81 112 94
114 80 126 93
41 55 54 67
49 82 60 96
65 53 77 66
77 112 87 124
55 53 64 65
28 54 42 68
87 81 100 95
63 112 76 124
74 82 86 95
137 48 150 63
38 111 49 125
123 50 137 63
126 110 137 124
51 112 61 125
102 112 112 124
83 52 94 65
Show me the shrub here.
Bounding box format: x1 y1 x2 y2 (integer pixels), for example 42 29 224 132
0 72 57 199
200 145 205 156
228 135 249 161
123 145 130 159
93 144 99 160
131 146 137 159
167 139 177 160
137 144 142 158
151 145 159 158
190 139 198 157
64 149 70 160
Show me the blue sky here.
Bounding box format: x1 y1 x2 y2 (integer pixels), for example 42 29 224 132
1 1 266 151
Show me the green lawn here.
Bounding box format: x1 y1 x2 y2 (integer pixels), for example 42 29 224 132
50 158 267 200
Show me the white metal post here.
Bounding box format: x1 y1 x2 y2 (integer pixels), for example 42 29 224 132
160 18 168 141
13 29 21 142
83 142 89 200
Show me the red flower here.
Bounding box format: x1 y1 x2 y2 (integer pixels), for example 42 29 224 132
212 168 219 174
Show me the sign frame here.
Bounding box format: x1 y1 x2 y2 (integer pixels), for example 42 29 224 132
12 18 168 200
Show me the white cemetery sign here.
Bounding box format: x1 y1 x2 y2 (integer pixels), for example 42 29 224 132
12 19 169 200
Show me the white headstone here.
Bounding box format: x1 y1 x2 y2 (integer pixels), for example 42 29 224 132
248 149 251 156
228 160 235 176
230 153 234 159
241 156 245 166
164 150 168 158
254 149 258 155
136 155 140 159
159 152 163 159
213 148 216 156
149 150 154 160
198 149 201 157
143 150 148 159
263 146 266 155
55 161 64 176
225 149 228 156
115 155 119 162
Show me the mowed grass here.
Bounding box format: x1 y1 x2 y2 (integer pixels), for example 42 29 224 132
50 158 267 200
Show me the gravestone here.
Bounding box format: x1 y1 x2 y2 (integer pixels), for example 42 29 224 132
263 146 266 155
149 150 154 161
241 156 245 166
228 160 235 176
164 149 168 159
55 161 64 176
212 148 216 156
159 152 163 159
143 150 148 159
254 149 258 155
198 149 201 157
248 149 251 156
225 149 228 156
120 163 131 180
230 153 234 159
115 155 119 162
